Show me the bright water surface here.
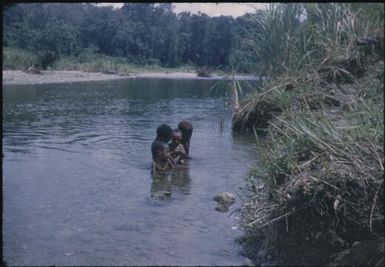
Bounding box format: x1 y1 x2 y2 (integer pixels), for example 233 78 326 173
3 78 257 266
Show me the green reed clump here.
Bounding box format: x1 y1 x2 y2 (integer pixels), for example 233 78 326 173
233 3 383 134
233 3 383 79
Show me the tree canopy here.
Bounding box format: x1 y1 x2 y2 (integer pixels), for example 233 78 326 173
3 3 239 69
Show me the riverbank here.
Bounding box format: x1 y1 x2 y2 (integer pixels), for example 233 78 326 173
2 70 258 86
235 41 384 266
229 4 384 265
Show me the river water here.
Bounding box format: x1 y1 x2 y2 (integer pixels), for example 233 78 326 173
3 78 257 266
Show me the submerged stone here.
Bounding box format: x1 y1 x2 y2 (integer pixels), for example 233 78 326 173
213 192 235 205
215 204 229 212
214 192 236 212
244 257 256 266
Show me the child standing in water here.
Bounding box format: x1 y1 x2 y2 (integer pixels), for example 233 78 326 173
178 120 193 155
169 129 187 164
151 141 174 174
151 124 173 161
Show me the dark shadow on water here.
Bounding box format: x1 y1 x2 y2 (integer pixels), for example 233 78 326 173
150 164 191 200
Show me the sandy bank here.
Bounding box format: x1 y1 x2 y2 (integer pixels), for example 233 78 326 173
2 70 258 86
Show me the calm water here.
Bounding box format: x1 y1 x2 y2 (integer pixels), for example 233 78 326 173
3 78 257 266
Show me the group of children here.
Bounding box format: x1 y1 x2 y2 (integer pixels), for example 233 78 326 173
151 120 193 174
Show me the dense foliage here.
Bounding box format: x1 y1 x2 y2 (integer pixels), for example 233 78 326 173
3 3 245 70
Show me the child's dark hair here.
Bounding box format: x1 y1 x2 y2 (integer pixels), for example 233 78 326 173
156 124 172 142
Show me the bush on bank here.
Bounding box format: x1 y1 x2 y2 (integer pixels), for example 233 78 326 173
2 46 200 75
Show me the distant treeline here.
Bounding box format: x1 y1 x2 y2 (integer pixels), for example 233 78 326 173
3 3 259 70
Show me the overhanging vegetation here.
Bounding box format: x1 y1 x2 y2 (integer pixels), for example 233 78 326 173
232 3 384 266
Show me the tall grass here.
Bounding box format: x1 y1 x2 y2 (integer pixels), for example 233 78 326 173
241 62 384 265
235 3 384 265
249 90 382 253
52 54 138 74
234 3 383 79
3 47 38 70
3 46 196 74
233 3 383 132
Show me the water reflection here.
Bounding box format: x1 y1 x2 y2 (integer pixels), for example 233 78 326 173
151 173 172 200
170 166 191 195
151 165 191 200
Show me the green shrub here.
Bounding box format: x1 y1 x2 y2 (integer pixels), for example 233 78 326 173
3 47 38 70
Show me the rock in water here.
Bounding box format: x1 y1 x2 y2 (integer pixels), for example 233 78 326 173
244 257 256 267
213 192 235 205
213 192 235 212
215 204 229 212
